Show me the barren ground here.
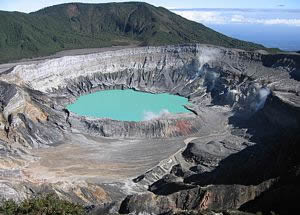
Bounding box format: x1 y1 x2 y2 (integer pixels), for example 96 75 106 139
23 133 185 184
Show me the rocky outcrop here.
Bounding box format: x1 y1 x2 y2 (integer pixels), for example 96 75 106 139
119 180 274 214
0 44 299 214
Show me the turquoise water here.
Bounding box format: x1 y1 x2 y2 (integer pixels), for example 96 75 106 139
67 89 190 121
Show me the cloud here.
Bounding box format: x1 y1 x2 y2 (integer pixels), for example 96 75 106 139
174 11 227 24
173 9 300 27
143 109 170 121
262 18 300 25
230 14 300 26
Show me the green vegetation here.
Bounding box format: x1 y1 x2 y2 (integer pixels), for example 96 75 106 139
0 194 86 215
0 2 277 63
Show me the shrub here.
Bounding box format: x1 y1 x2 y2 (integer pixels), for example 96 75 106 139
0 194 86 215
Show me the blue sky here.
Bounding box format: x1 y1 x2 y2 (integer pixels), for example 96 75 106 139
1 0 300 13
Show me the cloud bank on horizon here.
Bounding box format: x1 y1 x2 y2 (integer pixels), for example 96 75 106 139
173 9 300 27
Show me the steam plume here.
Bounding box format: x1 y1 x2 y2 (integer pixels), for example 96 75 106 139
256 88 271 111
143 109 170 121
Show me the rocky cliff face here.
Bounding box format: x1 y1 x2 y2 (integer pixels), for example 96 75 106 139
0 44 299 214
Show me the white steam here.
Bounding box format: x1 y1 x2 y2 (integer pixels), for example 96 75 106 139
256 88 271 111
198 48 219 70
143 109 170 121
204 70 219 91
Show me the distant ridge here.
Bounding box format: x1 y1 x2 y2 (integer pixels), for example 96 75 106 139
0 2 276 63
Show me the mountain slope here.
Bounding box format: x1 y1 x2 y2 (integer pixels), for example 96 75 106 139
0 2 274 63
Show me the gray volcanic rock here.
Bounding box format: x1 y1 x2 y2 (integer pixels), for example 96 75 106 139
0 44 299 214
182 140 235 168
119 180 274 214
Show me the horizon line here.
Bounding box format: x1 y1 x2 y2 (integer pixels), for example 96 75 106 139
170 8 300 11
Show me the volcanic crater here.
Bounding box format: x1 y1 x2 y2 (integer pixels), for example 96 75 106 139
0 44 300 214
